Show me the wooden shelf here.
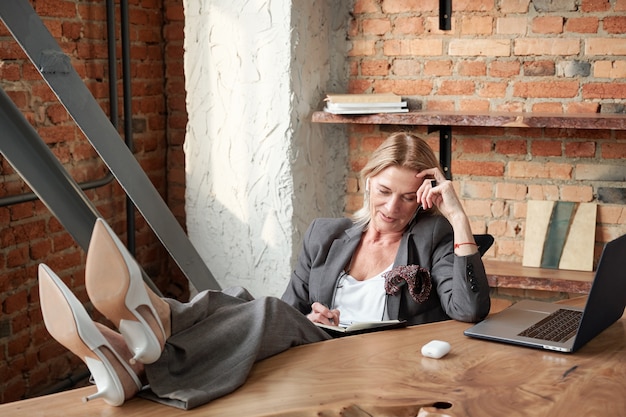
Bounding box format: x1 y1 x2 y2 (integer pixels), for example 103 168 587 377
312 110 626 130
484 259 594 294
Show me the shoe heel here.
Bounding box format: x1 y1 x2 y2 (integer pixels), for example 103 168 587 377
82 357 125 406
39 264 142 406
119 318 161 364
86 218 166 365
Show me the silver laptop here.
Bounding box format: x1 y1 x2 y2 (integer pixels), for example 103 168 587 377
464 234 626 353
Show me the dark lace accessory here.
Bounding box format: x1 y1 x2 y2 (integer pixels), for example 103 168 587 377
383 264 432 303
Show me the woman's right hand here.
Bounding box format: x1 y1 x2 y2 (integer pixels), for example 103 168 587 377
307 302 340 326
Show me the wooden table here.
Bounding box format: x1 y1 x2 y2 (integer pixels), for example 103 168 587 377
2 297 625 416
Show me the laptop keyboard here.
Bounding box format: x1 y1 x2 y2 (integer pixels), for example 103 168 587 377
518 309 583 343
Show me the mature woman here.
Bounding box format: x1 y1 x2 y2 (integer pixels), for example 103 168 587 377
282 132 490 326
37 132 489 410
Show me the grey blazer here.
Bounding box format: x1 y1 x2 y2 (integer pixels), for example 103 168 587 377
281 212 490 325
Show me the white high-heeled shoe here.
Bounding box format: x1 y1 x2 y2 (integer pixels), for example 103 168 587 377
85 218 166 365
38 264 142 406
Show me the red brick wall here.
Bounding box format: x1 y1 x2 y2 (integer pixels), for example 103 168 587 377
349 0 626 113
346 0 626 265
0 0 188 403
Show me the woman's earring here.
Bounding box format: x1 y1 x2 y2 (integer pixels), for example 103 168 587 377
365 178 370 191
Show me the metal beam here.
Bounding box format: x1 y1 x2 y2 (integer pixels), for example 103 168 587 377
0 87 100 251
0 0 220 291
0 87 164 296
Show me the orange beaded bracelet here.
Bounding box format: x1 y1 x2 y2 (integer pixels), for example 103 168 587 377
454 242 478 249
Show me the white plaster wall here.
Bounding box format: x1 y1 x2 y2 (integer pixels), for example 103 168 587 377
183 1 351 297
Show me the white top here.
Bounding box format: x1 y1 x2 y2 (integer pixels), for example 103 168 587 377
332 263 393 325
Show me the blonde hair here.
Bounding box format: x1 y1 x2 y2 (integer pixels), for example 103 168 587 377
353 132 441 226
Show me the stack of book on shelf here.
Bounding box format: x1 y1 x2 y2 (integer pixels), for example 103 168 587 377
323 93 408 114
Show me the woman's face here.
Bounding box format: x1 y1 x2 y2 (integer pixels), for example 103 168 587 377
368 166 422 234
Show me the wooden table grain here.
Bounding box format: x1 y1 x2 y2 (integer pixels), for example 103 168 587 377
2 297 624 417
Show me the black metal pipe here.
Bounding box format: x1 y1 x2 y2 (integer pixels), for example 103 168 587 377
427 125 453 180
106 0 118 129
0 172 114 207
439 126 452 180
120 0 136 255
439 0 452 31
